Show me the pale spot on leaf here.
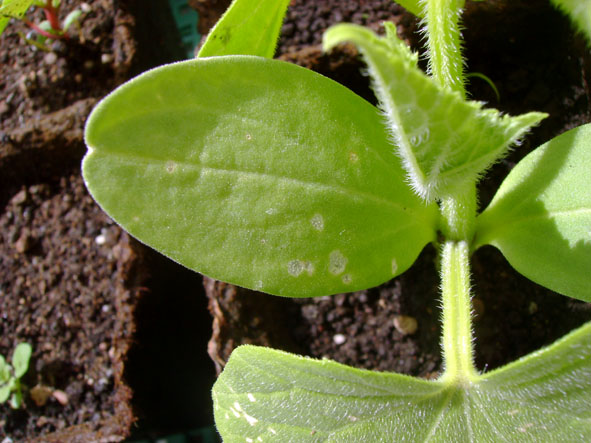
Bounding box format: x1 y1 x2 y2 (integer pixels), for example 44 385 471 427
287 260 314 277
166 161 177 173
310 213 324 231
329 250 347 275
392 258 398 275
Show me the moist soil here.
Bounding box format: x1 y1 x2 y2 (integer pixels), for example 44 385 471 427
204 0 591 381
0 0 214 440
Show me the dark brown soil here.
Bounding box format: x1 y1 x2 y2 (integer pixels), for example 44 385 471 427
205 0 591 380
0 1 137 440
0 0 206 440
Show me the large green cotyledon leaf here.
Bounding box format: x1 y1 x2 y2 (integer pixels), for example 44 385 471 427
475 123 591 302
83 56 438 297
213 322 591 441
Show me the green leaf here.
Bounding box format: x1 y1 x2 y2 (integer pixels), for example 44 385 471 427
198 0 290 58
393 0 424 17
62 9 81 32
0 379 13 404
213 322 591 441
323 23 546 202
12 342 32 378
9 390 22 409
550 0 591 44
0 355 8 382
475 123 591 302
0 0 35 35
83 56 438 298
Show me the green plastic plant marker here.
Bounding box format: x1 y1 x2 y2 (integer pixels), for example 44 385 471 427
213 322 591 441
324 24 546 202
0 0 34 34
475 123 591 302
83 56 438 298
198 0 290 58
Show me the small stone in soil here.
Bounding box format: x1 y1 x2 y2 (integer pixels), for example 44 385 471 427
53 390 69 406
333 333 346 345
30 385 53 407
393 315 418 335
14 229 35 253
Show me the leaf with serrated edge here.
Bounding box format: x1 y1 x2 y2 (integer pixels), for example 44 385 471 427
83 56 438 297
475 123 591 302
213 322 591 441
323 23 546 202
198 0 290 58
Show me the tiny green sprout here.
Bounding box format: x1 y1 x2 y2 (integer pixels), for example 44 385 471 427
0 0 83 50
0 342 32 409
81 0 591 440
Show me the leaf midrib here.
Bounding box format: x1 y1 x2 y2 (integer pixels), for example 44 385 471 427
92 149 428 220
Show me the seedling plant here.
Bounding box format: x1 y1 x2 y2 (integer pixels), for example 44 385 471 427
0 342 32 409
0 0 82 50
82 0 591 440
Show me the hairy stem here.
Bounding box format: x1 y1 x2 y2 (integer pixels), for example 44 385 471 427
439 240 477 384
439 183 476 241
423 0 465 97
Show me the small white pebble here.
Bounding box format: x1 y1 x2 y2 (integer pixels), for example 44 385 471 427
80 2 91 12
95 234 106 245
44 52 58 65
333 334 346 345
101 53 113 64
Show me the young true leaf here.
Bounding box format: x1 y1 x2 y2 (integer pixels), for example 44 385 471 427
0 0 35 34
83 56 438 298
323 23 546 202
550 0 591 44
12 342 32 379
475 123 591 302
213 321 591 441
197 0 290 58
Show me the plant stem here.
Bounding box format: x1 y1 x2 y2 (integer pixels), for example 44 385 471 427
423 0 465 97
423 0 476 383
439 239 477 385
439 183 476 241
43 0 61 32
